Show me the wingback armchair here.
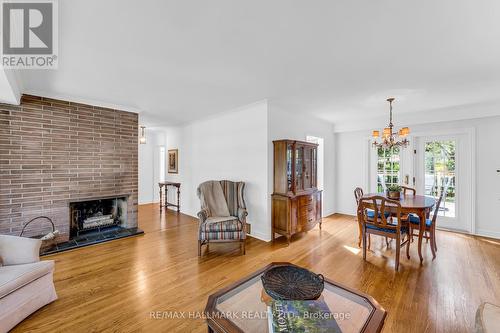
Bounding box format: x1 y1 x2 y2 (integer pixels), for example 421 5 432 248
196 180 248 256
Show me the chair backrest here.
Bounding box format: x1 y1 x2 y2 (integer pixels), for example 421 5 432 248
354 187 364 205
402 186 416 196
430 180 451 225
197 180 246 217
220 180 246 216
359 195 403 232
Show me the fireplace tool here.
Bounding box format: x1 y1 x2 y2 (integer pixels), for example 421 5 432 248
19 216 60 252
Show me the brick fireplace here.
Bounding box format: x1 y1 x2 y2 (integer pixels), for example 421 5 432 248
0 95 139 245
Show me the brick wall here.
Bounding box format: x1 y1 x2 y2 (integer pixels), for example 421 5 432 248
0 95 138 242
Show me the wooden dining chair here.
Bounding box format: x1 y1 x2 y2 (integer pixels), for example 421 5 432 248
358 196 410 271
407 183 449 259
354 187 391 248
354 187 368 247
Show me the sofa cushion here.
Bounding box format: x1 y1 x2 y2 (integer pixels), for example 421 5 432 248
0 261 54 299
0 235 41 266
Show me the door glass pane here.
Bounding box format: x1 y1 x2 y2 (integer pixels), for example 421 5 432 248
424 140 456 217
377 147 400 192
286 144 293 191
295 147 303 190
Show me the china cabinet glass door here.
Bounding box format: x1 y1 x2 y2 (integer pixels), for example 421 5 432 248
303 147 312 189
295 146 304 191
286 143 293 192
311 147 317 188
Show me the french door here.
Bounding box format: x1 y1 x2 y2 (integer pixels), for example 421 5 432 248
413 134 473 232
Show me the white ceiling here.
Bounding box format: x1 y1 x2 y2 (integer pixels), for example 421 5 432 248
17 0 500 129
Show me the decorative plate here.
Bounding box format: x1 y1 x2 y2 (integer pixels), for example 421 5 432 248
261 265 325 300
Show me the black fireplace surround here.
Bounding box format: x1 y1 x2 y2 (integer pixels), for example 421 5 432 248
70 196 128 238
40 195 143 255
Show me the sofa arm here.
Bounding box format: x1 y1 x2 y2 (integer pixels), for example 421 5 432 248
197 208 210 224
0 235 41 266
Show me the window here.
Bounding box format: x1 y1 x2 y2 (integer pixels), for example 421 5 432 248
376 147 400 192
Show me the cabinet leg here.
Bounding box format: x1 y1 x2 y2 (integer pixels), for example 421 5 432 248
286 235 291 246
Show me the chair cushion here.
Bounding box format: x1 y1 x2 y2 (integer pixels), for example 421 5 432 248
366 209 391 219
202 217 241 232
205 216 239 225
199 217 245 241
0 261 54 299
366 221 408 234
408 214 433 227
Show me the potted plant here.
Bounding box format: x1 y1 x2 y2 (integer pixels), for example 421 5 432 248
386 185 402 200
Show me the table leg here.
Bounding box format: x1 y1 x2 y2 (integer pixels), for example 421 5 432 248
177 186 180 212
159 185 163 213
418 209 425 263
357 211 362 247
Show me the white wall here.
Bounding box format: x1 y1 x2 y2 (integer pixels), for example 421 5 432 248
334 115 500 239
268 104 336 217
155 100 337 242
334 130 368 215
165 101 270 240
138 128 167 204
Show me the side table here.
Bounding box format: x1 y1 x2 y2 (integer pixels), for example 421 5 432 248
159 182 181 213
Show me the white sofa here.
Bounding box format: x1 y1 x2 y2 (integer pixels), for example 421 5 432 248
0 235 57 333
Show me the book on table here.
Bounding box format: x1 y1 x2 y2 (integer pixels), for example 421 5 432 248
267 299 341 333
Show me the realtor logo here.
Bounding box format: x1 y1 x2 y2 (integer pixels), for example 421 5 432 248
1 0 58 69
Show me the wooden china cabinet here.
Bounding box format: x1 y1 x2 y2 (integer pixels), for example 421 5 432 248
272 140 322 244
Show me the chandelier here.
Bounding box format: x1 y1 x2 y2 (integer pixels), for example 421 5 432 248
372 97 410 149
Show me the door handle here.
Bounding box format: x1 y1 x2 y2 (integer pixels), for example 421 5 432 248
412 177 416 186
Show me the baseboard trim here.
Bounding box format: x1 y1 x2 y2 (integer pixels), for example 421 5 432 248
249 230 271 242
138 201 159 205
475 229 500 240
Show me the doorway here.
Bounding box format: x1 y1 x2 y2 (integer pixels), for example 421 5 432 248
413 133 473 233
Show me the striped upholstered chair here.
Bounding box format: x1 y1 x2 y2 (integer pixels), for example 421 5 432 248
196 180 248 256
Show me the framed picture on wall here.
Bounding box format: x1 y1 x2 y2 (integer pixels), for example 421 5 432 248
168 149 178 173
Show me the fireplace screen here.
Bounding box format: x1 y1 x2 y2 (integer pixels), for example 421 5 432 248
69 196 128 237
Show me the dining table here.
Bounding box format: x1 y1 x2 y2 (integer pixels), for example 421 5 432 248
361 193 436 262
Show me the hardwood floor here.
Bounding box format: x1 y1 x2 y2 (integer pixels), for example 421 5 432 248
13 203 500 333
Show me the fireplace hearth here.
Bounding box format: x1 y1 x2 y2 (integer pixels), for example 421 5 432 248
37 195 143 256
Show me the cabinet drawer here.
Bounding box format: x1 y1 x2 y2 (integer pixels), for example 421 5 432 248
298 195 313 207
298 203 314 216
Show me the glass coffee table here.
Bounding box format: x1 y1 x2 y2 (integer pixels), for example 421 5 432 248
205 262 386 333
